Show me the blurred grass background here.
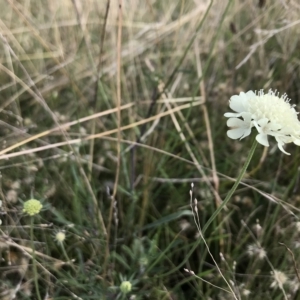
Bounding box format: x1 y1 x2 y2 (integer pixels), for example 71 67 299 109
1 0 300 299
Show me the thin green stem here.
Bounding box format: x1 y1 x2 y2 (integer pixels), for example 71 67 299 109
192 0 233 97
202 140 258 235
132 143 259 280
30 217 42 300
60 243 76 272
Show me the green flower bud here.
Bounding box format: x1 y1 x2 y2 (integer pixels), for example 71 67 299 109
23 199 43 216
120 281 132 294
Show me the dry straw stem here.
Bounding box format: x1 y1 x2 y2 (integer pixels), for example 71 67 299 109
139 57 212 227
184 268 233 295
0 103 133 158
2 235 82 299
279 242 300 284
194 38 220 204
189 186 239 300
1 231 67 272
103 0 123 276
162 91 221 217
0 33 90 161
0 100 203 160
5 0 88 104
1 28 107 236
1 25 107 233
194 35 226 254
236 17 300 69
1 1 209 103
87 0 110 182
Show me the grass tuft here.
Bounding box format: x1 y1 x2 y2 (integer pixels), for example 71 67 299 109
1 0 300 299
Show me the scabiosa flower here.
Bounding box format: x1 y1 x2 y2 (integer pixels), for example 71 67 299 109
224 89 300 155
23 199 43 216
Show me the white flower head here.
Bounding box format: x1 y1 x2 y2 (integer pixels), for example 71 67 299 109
270 270 288 289
54 230 66 244
224 89 300 155
246 243 266 260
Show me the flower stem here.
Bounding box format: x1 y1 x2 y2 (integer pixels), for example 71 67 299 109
60 243 76 272
30 217 42 300
202 140 258 235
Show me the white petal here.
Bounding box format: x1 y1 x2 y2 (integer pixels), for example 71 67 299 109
227 118 245 127
227 128 246 139
256 133 269 147
257 118 269 127
229 95 247 113
278 142 290 155
269 122 282 131
241 112 252 122
276 137 290 155
294 139 300 146
224 112 243 118
227 117 252 140
245 90 256 99
253 119 275 136
240 127 252 139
